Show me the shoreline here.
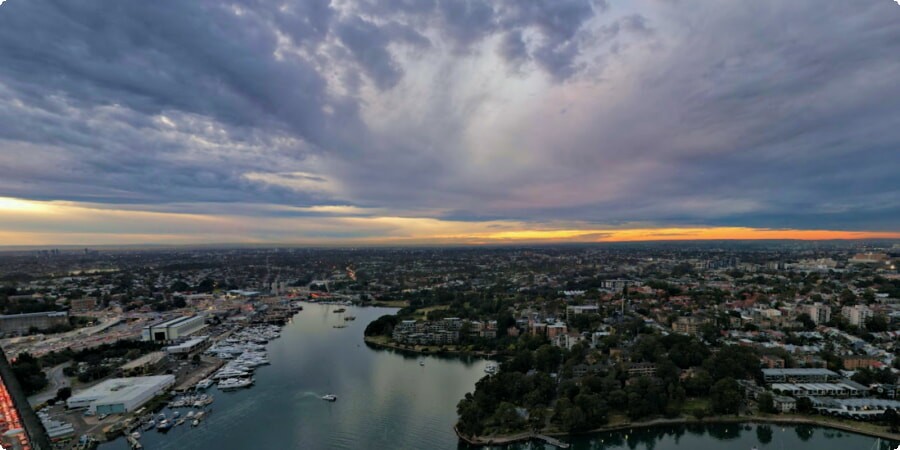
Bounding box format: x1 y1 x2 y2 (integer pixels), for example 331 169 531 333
456 415 900 446
363 335 498 358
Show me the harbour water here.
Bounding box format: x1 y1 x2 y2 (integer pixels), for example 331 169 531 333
101 303 894 450
101 304 490 450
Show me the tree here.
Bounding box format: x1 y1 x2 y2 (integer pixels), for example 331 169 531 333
491 402 524 432
703 346 760 381
456 395 484 436
11 353 48 395
796 396 813 414
757 392 776 414
533 345 561 373
552 398 587 432
56 387 72 401
699 322 722 344
364 315 399 337
865 315 889 332
527 406 547 431
709 378 742 415
883 408 899 433
684 369 713 396
796 313 816 331
691 407 707 419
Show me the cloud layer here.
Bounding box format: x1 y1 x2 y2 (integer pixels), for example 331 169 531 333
0 0 898 244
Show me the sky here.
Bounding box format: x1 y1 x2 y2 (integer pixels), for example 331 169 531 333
0 0 898 246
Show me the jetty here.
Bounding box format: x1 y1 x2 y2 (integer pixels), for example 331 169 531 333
534 434 570 449
454 427 570 448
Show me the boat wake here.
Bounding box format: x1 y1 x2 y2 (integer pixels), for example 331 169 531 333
297 391 324 399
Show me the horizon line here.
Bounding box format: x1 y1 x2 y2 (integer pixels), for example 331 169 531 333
1 236 898 252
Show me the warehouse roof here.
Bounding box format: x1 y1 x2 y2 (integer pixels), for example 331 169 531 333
68 375 174 406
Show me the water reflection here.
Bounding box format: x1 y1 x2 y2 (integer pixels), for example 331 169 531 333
756 424 773 445
480 423 896 450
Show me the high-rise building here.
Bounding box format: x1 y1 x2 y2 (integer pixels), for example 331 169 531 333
672 316 708 335
841 305 874 327
806 303 831 325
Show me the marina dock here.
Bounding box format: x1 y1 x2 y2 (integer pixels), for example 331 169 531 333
174 357 224 392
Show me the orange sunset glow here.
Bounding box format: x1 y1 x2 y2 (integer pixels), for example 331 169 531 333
0 196 897 246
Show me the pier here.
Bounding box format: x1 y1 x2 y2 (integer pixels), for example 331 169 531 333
454 427 570 448
534 434 571 449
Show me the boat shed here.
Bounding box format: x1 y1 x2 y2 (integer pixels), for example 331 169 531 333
67 375 175 414
142 315 207 342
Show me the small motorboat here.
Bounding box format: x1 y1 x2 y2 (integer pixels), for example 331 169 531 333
156 419 173 431
419 360 425 366
321 394 338 402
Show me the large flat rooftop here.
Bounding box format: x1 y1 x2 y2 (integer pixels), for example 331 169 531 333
762 368 838 376
68 375 175 406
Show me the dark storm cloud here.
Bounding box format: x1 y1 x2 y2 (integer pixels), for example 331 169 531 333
325 0 900 231
334 16 429 90
498 30 529 69
0 0 358 205
0 0 897 234
0 1 343 139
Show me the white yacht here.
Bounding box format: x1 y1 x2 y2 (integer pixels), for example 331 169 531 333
321 394 337 402
195 379 214 390
218 377 254 390
484 363 499 374
213 369 251 380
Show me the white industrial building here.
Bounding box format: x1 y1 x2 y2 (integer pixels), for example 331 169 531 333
67 375 175 414
142 315 206 342
165 335 209 354
761 368 839 384
770 381 869 398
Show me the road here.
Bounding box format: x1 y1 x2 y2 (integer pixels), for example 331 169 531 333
27 361 71 407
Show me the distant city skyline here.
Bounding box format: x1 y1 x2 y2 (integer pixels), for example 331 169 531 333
0 0 898 245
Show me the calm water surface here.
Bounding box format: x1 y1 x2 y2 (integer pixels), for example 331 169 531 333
498 423 896 450
102 304 489 450
102 303 896 450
